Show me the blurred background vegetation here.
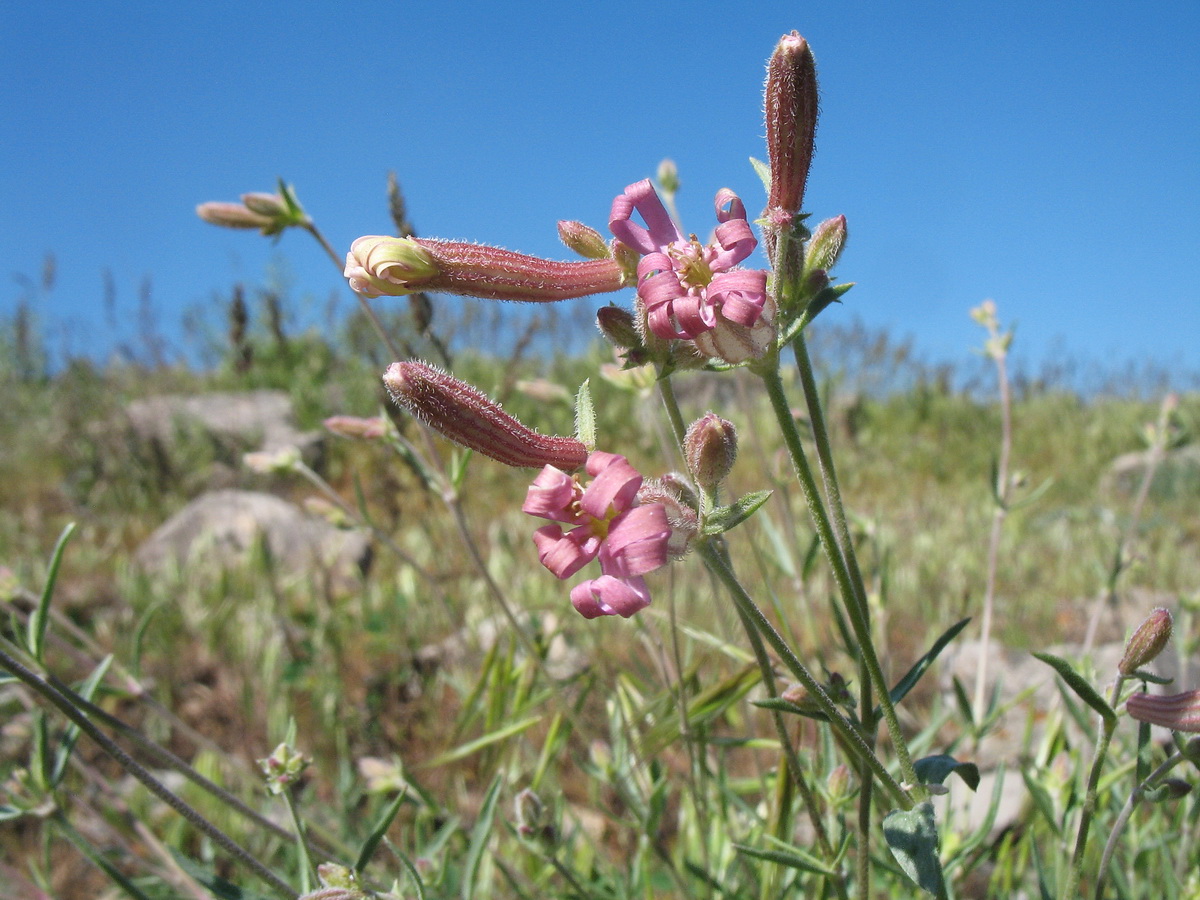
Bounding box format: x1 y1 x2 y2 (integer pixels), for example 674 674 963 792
2 266 1198 898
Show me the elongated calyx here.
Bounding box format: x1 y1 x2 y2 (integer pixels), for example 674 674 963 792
383 361 587 470
347 236 628 302
1127 689 1200 733
765 31 818 216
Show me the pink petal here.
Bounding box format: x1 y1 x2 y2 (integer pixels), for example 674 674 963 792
570 575 652 619
522 465 584 523
708 270 767 326
609 180 682 254
532 524 600 579
709 217 758 270
601 504 670 576
580 453 642 519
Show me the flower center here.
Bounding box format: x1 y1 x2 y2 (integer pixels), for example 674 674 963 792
669 237 715 289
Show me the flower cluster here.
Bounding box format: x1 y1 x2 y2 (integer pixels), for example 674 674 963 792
524 452 670 619
609 179 770 350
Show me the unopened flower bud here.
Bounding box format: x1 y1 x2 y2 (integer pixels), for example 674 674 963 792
596 305 641 350
240 192 290 218
303 496 350 528
657 158 680 196
684 413 738 488
765 31 818 216
324 415 387 440
197 188 307 237
514 788 551 841
1145 778 1192 803
243 447 301 474
637 475 700 558
1127 689 1200 733
346 236 627 302
805 215 848 274
345 236 441 297
296 890 366 900
558 221 611 259
314 864 360 891
1119 607 1173 676
826 764 851 802
384 361 587 470
257 742 310 795
196 201 276 232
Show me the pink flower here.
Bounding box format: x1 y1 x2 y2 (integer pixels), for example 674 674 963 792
523 451 670 619
608 180 768 343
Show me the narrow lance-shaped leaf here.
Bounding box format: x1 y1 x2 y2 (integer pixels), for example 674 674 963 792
1033 651 1116 728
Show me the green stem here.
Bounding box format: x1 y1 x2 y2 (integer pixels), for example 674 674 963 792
1094 750 1183 900
714 556 849 900
757 360 920 796
698 543 908 807
282 791 316 894
1064 676 1126 899
0 646 296 898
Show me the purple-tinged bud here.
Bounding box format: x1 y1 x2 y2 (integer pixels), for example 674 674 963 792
196 201 276 231
557 220 611 260
324 415 387 440
765 31 818 216
1119 607 1173 676
805 215 848 274
257 742 310 795
684 413 738 489
596 305 641 350
1127 689 1200 733
826 764 851 803
383 361 587 470
638 475 700 558
514 788 550 840
346 236 628 302
198 190 307 237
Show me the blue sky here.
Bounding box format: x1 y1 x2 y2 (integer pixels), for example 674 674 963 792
3 1 1199 382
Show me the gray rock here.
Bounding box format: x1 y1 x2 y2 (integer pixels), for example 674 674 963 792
120 390 323 471
134 489 370 591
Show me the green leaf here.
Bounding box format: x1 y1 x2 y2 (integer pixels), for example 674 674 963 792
427 715 541 766
1020 766 1062 836
885 618 971 713
913 754 980 791
701 490 773 535
28 522 76 662
51 655 114 787
749 156 772 193
462 774 503 900
574 378 596 450
354 787 409 874
882 802 946 897
733 842 836 877
1033 651 1116 727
